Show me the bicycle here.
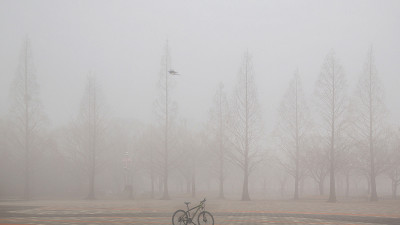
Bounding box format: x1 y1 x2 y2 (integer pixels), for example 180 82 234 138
172 198 214 225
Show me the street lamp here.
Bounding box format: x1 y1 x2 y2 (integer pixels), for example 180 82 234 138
168 70 180 75
122 151 133 199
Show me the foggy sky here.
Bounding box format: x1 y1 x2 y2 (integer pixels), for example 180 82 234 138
1 0 399 130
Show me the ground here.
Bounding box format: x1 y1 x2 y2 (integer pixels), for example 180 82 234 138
0 198 399 225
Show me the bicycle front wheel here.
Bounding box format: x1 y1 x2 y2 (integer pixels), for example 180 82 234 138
172 209 188 225
197 211 214 225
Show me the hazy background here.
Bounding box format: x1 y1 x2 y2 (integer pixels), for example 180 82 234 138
1 0 399 131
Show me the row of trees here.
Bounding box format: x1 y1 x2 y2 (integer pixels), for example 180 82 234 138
275 49 399 202
0 39 399 202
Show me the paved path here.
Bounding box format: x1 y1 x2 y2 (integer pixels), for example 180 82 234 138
0 199 399 224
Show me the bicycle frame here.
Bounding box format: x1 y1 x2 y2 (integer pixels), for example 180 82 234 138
185 203 204 220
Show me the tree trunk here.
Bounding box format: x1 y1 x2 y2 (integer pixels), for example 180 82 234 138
218 153 225 199
300 178 305 196
328 155 336 202
87 161 95 199
219 176 224 199
294 79 299 200
87 135 95 200
392 180 397 200
185 179 190 194
87 82 96 201
150 174 154 199
161 168 169 199
280 179 286 198
241 168 250 201
241 55 250 202
23 43 31 201
319 179 324 195
328 63 336 203
294 164 299 200
345 171 350 197
370 167 378 201
87 174 95 199
368 50 378 202
23 161 31 200
191 171 196 198
366 175 371 195
218 84 225 199
158 176 162 193
23 152 31 200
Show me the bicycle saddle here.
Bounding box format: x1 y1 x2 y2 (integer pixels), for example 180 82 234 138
184 202 190 205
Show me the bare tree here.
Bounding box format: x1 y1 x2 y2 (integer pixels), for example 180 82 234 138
304 135 329 195
176 121 198 197
386 128 400 199
0 119 10 197
350 47 387 201
274 71 310 200
154 40 178 200
9 38 46 200
66 75 107 200
206 82 230 199
315 50 347 202
337 147 355 198
136 125 163 199
228 51 263 201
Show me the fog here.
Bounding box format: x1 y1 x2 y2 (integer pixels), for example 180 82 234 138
0 0 400 202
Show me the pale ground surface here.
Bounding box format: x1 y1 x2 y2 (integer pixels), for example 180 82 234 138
0 198 399 225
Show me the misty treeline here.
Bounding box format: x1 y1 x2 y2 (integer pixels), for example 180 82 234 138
0 39 399 202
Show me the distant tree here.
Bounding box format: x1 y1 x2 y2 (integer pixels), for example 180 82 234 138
304 135 329 195
0 120 6 159
228 51 263 201
274 71 310 200
206 83 230 199
337 146 355 197
136 125 162 199
386 129 400 199
176 121 198 197
333 105 355 198
336 138 354 197
154 40 178 200
315 50 347 202
65 75 107 200
272 162 289 199
350 47 387 201
9 38 46 200
0 119 10 197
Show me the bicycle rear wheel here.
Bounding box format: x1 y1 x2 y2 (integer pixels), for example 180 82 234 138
172 209 188 225
197 211 214 225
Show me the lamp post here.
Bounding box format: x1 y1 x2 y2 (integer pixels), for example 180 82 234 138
122 151 133 199
162 40 180 200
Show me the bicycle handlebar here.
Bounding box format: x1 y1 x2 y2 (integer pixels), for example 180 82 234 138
201 198 206 203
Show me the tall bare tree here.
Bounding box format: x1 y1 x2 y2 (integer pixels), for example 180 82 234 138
275 71 310 200
386 128 400 199
9 38 45 200
351 47 387 201
228 51 263 201
68 75 107 200
0 119 10 198
304 135 329 195
207 82 230 199
315 50 347 202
